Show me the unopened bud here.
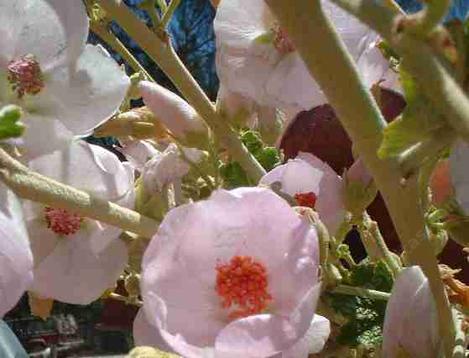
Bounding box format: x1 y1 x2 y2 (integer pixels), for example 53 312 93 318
343 159 377 217
139 81 209 147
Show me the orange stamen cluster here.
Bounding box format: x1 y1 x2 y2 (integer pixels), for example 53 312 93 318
7 54 44 98
271 25 295 55
44 207 83 236
215 255 272 320
294 191 317 209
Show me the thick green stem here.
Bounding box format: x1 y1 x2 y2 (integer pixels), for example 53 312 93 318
96 0 266 182
331 285 391 301
0 148 159 238
331 0 469 143
266 0 454 354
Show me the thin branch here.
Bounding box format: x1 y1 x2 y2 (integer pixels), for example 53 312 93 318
0 148 159 238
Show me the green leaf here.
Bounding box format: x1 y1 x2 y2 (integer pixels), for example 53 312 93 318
241 130 263 155
220 162 250 188
378 70 445 159
328 261 393 348
0 105 24 140
256 146 280 171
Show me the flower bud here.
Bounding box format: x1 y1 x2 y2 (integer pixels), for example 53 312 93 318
139 81 209 147
343 159 377 217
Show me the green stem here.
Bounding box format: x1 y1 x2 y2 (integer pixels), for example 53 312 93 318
418 0 451 35
266 0 454 354
398 130 455 178
331 285 391 301
96 0 266 182
160 0 181 28
90 21 154 81
331 0 469 144
0 148 159 238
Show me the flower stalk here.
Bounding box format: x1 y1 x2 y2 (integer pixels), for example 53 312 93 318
0 147 159 238
331 285 391 301
95 0 266 182
265 0 455 354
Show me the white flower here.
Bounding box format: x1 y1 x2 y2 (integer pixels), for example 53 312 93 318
382 266 438 358
117 139 160 172
0 182 33 317
139 81 208 143
259 152 344 235
0 0 130 159
140 187 328 357
141 143 204 193
214 0 391 113
23 141 134 304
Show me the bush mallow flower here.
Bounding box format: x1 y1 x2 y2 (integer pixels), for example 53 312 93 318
22 141 135 304
140 187 330 357
214 0 391 114
0 182 33 317
382 266 439 358
139 81 208 146
0 0 130 159
259 152 344 235
141 143 205 194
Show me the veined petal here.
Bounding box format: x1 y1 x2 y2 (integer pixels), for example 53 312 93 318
37 45 130 134
6 0 88 69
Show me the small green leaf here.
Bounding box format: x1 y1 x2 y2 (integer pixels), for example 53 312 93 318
0 105 24 140
241 130 263 155
254 31 274 45
256 147 280 171
220 162 250 188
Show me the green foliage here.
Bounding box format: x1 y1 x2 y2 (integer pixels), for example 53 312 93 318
220 130 281 188
378 69 446 159
328 261 393 347
0 105 24 140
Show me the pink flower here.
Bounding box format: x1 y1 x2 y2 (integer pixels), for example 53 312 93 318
259 152 344 235
382 266 438 358
0 182 33 317
23 141 134 304
140 187 329 357
214 0 391 114
0 0 130 159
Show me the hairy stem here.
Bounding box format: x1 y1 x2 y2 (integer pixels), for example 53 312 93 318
0 148 159 238
96 0 266 182
331 0 469 143
266 0 454 354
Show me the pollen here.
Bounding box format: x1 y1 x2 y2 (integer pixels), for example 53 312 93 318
7 54 45 98
271 25 295 55
215 255 272 320
44 207 83 236
294 191 317 209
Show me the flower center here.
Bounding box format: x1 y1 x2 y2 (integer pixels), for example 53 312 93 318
44 207 83 236
215 255 272 320
7 54 45 98
294 192 317 209
271 25 295 54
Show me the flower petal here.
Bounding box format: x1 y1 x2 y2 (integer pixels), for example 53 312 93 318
32 45 129 134
214 284 321 357
28 217 128 304
7 0 88 68
382 266 439 358
133 308 172 352
0 182 33 317
28 140 134 202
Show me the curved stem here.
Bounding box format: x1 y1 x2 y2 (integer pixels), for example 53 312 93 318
0 148 159 238
96 0 266 182
266 0 454 354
